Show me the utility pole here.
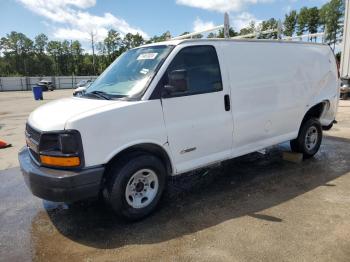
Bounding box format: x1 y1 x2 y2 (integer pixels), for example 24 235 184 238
70 40 74 87
340 0 350 78
90 31 96 75
224 13 230 38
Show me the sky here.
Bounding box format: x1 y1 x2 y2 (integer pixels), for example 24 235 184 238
0 0 329 48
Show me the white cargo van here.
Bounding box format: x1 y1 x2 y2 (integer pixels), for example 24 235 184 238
19 39 339 220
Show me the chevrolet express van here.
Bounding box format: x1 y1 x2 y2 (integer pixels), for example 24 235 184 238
19 39 339 220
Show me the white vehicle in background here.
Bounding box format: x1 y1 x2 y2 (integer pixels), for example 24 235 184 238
19 38 339 220
37 79 55 91
73 80 93 96
340 77 350 99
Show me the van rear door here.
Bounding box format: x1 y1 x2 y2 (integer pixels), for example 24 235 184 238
160 45 233 173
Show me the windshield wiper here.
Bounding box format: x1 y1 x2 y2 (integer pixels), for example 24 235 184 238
85 90 111 100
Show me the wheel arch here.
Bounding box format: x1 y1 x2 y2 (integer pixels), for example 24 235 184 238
105 142 174 176
301 100 329 125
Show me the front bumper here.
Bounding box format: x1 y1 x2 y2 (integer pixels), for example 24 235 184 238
18 147 105 202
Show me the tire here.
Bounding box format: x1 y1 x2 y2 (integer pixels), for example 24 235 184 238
290 118 322 159
103 153 166 221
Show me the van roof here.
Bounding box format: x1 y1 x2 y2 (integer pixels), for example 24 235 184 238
141 38 328 48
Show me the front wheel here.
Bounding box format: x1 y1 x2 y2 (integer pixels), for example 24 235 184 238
104 154 166 221
290 118 322 159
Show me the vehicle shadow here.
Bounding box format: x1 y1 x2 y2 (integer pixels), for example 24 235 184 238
36 137 350 250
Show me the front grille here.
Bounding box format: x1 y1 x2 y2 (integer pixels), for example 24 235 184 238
25 124 41 164
29 148 40 163
25 123 41 144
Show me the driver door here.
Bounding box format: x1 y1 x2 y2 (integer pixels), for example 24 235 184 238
160 45 233 173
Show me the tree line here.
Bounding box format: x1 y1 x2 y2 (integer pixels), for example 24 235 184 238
235 0 344 48
0 0 344 77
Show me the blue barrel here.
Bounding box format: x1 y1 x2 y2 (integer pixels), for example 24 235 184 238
32 86 43 100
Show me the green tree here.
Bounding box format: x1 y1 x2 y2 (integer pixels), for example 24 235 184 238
104 29 121 63
307 7 320 42
33 33 53 75
122 33 145 50
80 54 95 75
147 31 171 43
297 7 309 36
0 32 54 76
60 40 71 75
217 27 238 38
34 34 48 54
239 21 256 38
130 33 145 47
259 18 278 39
320 0 345 49
20 36 33 75
0 31 34 75
207 32 217 38
319 3 328 32
71 40 83 75
96 41 108 73
47 41 62 75
284 10 298 37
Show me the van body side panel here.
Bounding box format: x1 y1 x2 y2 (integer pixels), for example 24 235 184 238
291 46 339 128
315 49 340 126
65 100 170 168
223 42 337 155
223 42 305 151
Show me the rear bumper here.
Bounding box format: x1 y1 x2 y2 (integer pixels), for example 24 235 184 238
340 87 350 94
18 147 104 202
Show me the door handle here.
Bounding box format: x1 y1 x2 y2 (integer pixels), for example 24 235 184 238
224 94 230 111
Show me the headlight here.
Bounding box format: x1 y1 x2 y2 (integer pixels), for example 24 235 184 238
39 131 83 168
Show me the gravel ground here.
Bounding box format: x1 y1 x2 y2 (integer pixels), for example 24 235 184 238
0 90 350 262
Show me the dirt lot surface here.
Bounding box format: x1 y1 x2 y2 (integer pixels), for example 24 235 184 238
0 90 350 262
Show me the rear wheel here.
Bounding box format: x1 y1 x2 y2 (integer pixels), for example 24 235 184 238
103 154 166 221
340 91 348 100
290 118 322 159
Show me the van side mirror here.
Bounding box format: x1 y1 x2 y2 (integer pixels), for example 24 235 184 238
164 69 188 95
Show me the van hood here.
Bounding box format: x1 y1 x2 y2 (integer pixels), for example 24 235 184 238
28 97 119 131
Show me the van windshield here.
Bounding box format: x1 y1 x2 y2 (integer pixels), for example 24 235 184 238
85 45 173 99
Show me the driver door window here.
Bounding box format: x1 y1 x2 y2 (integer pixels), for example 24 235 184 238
163 45 223 97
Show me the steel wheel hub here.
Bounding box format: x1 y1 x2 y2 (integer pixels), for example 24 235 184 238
125 168 159 209
305 126 318 150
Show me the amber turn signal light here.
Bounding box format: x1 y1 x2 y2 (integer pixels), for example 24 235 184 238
40 155 80 167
